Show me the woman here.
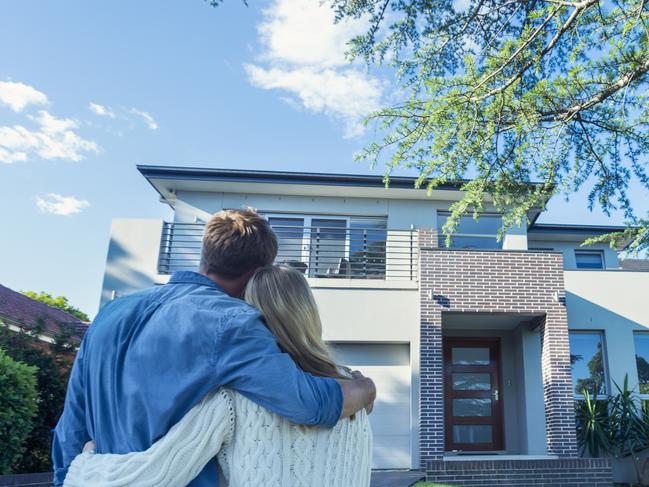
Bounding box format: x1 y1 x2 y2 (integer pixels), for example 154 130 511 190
63 265 373 487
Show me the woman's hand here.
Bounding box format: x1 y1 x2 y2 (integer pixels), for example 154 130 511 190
82 441 96 454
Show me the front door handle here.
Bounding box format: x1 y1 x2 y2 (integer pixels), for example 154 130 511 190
492 389 499 401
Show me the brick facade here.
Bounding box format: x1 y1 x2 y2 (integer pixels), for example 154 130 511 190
426 458 612 486
418 229 578 466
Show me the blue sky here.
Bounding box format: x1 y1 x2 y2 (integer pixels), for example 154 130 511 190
0 1 642 319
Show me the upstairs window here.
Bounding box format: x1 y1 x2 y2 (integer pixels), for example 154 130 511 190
436 213 502 249
575 250 604 269
569 332 608 397
267 215 388 278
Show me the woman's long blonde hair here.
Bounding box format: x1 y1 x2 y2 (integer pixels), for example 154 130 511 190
244 265 346 380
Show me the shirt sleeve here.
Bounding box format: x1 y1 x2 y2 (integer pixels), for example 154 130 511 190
214 309 343 428
51 339 91 485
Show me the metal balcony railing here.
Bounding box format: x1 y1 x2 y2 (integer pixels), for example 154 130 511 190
158 222 419 280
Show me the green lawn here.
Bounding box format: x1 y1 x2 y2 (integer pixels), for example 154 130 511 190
412 482 456 487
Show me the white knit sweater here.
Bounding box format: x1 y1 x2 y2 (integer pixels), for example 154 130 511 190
63 389 372 487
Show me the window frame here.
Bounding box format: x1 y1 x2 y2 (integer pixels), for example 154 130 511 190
633 332 649 404
436 211 503 250
568 330 610 400
574 249 605 269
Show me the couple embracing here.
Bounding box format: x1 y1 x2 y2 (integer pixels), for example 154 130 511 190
52 209 376 486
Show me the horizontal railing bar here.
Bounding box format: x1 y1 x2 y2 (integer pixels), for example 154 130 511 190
159 222 418 279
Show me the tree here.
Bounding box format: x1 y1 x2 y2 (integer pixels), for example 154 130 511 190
0 319 75 473
327 0 648 251
22 291 90 322
0 348 38 474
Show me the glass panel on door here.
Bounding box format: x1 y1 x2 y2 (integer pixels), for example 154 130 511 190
452 373 491 391
452 425 493 443
349 218 387 278
309 219 347 277
452 347 490 365
268 217 306 272
453 398 492 417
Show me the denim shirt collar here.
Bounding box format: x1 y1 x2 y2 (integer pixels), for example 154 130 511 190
168 271 225 292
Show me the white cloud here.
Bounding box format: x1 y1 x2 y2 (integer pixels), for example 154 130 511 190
257 0 365 68
0 110 100 164
88 102 116 118
245 0 384 137
245 65 383 137
89 102 159 131
0 81 48 112
129 108 158 130
35 193 90 216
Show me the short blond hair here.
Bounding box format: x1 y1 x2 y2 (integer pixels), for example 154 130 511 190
199 209 278 279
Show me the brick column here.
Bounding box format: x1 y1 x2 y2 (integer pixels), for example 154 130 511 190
418 229 444 467
416 240 578 465
540 305 578 456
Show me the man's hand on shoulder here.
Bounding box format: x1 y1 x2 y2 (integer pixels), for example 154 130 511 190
351 370 375 414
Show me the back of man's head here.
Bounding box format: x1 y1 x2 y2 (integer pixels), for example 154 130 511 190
199 209 278 279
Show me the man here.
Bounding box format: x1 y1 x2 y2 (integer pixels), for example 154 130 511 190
52 209 376 486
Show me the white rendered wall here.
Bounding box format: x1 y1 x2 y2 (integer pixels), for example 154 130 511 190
174 190 523 242
502 221 528 250
566 270 649 483
99 219 168 308
565 270 649 390
313 283 420 467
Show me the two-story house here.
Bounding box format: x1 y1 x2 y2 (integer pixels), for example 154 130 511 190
99 164 649 486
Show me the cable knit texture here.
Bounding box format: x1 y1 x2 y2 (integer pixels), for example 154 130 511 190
63 389 372 487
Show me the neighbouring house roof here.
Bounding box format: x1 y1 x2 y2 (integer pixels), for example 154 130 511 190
0 284 89 343
528 223 631 249
620 258 649 271
528 223 627 234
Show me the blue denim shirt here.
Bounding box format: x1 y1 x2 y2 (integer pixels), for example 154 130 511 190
52 271 342 486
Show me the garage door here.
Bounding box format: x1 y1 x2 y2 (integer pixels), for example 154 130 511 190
330 343 411 469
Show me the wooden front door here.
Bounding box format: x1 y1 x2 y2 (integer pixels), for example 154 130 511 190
444 337 504 451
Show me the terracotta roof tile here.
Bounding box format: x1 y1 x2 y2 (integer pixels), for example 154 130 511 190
0 284 89 342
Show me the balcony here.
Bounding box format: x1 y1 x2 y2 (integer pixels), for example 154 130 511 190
157 222 419 280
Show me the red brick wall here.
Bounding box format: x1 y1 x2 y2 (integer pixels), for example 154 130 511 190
418 229 577 465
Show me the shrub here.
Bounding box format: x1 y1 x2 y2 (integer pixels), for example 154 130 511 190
0 348 38 474
0 321 74 472
576 375 649 485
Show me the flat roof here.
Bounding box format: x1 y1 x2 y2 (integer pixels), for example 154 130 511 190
137 164 470 190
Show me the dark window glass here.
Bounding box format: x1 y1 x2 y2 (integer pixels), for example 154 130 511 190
569 332 607 396
436 213 503 249
575 251 604 269
634 334 649 395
